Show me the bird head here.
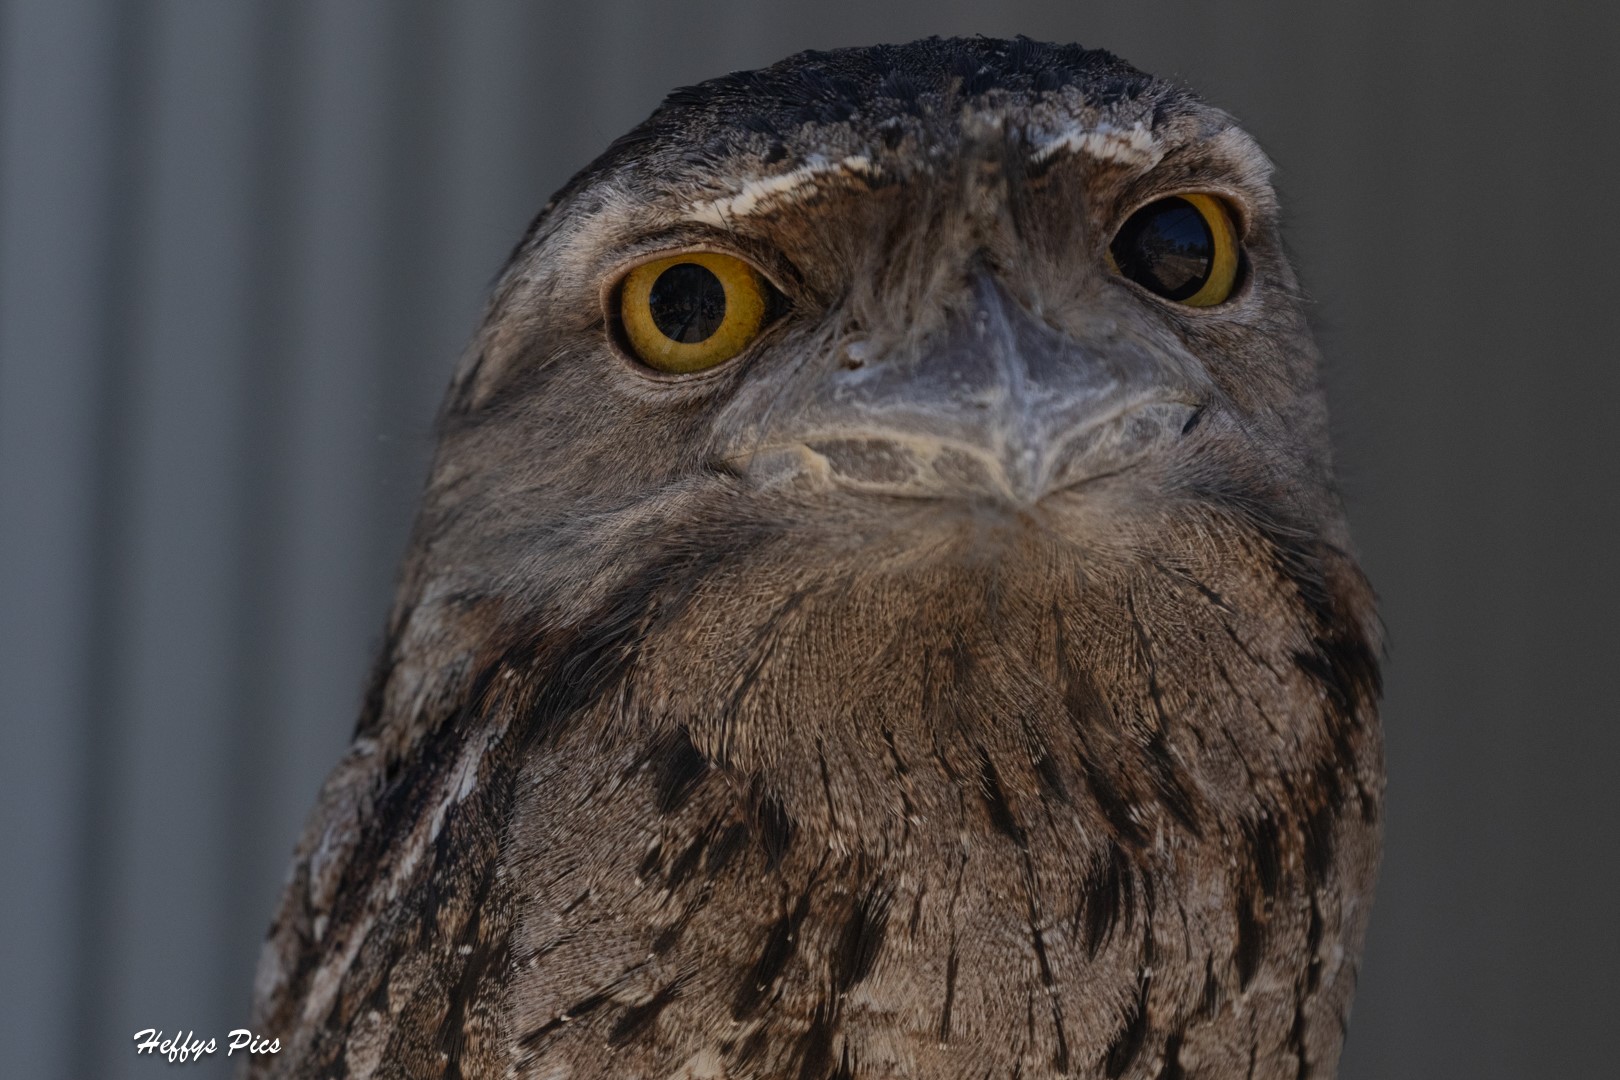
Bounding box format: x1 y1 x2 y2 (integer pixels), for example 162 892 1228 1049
428 40 1337 601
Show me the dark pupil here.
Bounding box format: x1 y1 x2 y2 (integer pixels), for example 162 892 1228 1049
647 263 728 343
1111 197 1214 301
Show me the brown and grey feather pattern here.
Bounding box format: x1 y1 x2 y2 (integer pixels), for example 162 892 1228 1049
249 37 1383 1080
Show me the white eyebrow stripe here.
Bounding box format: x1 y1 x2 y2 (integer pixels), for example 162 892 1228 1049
677 124 1160 226
1031 122 1162 167
680 155 878 225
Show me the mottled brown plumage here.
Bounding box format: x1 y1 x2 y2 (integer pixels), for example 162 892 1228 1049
249 38 1382 1079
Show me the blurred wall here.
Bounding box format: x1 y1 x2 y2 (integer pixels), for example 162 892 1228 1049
2 1 1616 1077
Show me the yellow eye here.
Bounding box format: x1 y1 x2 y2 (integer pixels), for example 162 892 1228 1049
616 251 770 373
1108 193 1240 307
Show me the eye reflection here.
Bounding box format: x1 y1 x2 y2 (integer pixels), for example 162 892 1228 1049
1109 194 1239 307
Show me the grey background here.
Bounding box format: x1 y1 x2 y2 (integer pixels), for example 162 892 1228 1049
2 1 1615 1077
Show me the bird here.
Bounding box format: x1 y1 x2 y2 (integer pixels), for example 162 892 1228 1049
248 36 1383 1080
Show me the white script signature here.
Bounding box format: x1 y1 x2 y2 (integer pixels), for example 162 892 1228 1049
132 1028 280 1063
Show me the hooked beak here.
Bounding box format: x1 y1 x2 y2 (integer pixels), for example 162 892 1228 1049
724 271 1201 505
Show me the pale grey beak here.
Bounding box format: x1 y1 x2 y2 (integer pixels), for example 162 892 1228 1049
728 271 1200 504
